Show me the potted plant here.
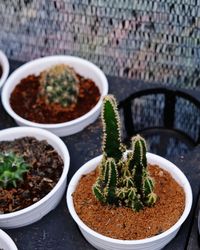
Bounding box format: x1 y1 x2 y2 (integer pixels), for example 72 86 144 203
1 55 108 137
67 95 192 250
0 126 70 228
0 229 18 250
0 50 9 89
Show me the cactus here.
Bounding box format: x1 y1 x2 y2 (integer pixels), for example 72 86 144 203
101 95 125 162
92 95 157 211
39 64 79 108
0 152 29 188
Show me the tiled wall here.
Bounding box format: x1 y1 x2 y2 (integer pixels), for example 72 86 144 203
0 0 200 88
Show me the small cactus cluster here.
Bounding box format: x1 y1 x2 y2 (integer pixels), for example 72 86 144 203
39 64 80 108
0 152 29 189
93 95 157 211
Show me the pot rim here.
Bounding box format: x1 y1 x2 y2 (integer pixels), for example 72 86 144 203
1 55 108 128
67 153 193 245
0 229 18 249
0 126 70 219
0 50 10 88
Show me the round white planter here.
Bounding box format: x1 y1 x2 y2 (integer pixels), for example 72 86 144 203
67 153 192 250
0 229 18 250
1 55 108 137
0 126 70 229
0 50 9 89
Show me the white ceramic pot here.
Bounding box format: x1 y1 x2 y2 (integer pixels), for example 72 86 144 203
0 126 70 228
1 55 108 137
67 153 192 250
0 229 18 250
0 50 9 89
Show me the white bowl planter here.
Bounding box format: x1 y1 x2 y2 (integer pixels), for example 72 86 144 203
67 153 192 250
0 126 70 229
0 229 18 250
1 55 108 137
0 50 9 89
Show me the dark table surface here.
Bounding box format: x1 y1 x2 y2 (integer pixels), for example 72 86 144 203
1 60 200 250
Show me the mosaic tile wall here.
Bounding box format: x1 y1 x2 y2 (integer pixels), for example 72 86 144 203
0 0 200 88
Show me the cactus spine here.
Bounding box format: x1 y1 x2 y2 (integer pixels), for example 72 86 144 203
0 152 29 188
92 95 157 211
39 64 79 108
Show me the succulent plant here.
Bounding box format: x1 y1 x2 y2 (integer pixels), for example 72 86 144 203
93 95 157 211
0 152 29 189
39 64 80 108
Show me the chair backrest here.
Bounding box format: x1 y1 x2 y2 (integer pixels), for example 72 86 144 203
119 88 200 158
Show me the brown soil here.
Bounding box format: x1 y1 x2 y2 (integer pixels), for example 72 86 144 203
0 137 63 213
73 165 185 240
10 74 100 124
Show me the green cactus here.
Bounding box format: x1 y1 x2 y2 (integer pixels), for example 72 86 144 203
39 64 80 108
93 158 118 205
0 152 29 189
101 95 125 162
92 95 157 211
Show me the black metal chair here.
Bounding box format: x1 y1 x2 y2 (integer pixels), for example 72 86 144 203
119 87 200 158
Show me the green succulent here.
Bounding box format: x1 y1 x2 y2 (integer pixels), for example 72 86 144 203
93 95 157 211
0 152 30 189
39 64 80 107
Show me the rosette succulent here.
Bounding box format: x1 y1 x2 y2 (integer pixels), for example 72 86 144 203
93 95 157 211
0 152 29 188
39 64 80 107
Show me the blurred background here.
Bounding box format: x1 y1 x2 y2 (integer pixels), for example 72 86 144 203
0 0 200 89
